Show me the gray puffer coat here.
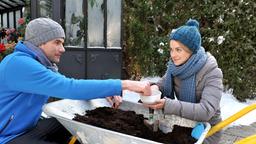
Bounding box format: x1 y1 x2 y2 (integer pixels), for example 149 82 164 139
157 52 223 144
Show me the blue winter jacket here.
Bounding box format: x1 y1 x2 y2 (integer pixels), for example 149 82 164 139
0 42 122 143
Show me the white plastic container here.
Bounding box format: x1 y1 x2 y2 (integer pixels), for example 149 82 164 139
140 89 161 104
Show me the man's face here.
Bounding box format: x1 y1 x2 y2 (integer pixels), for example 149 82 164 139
39 38 65 63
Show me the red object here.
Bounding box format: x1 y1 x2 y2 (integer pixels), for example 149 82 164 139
0 43 6 53
18 18 25 25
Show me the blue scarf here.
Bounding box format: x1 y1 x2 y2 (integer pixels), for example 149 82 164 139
163 47 207 103
15 41 58 72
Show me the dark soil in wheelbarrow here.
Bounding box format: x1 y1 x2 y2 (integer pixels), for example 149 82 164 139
73 107 197 144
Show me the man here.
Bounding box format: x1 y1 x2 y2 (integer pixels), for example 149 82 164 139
0 18 151 144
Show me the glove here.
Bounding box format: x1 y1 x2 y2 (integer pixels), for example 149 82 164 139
191 122 205 140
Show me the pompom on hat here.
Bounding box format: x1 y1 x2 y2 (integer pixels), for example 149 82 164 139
169 19 201 53
25 18 65 46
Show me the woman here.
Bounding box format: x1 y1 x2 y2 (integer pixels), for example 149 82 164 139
147 19 223 144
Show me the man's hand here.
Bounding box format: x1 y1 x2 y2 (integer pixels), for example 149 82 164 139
121 80 152 96
106 96 122 109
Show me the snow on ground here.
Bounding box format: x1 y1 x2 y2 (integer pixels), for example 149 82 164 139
123 77 256 127
220 91 256 126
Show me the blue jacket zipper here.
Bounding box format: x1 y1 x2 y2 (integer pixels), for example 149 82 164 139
0 115 14 134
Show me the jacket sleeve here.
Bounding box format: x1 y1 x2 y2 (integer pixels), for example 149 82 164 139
164 68 223 121
156 73 167 93
4 56 122 100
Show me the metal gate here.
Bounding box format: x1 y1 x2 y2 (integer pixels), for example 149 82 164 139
31 0 123 79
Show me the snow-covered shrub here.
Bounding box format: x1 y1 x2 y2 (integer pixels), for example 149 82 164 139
123 0 256 100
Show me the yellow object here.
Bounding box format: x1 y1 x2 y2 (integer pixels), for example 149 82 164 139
206 103 256 138
68 136 77 144
235 134 256 144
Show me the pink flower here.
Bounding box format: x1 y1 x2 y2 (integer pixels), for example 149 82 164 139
18 18 25 25
6 29 11 35
10 28 16 33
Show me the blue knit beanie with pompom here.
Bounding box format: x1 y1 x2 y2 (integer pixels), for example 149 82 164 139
169 19 201 53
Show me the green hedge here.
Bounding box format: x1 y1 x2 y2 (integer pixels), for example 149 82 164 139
123 0 256 100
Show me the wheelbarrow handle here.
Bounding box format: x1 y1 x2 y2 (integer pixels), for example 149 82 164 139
68 136 77 144
235 134 256 144
206 103 256 138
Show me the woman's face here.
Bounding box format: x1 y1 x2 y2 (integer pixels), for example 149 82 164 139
169 40 192 66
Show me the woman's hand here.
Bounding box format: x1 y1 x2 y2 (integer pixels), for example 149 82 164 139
143 98 166 110
150 84 159 91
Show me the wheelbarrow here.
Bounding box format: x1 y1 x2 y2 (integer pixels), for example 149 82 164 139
43 99 211 144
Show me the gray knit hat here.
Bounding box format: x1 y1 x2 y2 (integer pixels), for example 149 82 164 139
25 18 65 46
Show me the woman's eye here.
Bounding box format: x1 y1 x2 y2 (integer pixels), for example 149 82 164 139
176 48 182 52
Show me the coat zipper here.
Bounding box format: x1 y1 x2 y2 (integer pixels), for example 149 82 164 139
0 115 14 134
